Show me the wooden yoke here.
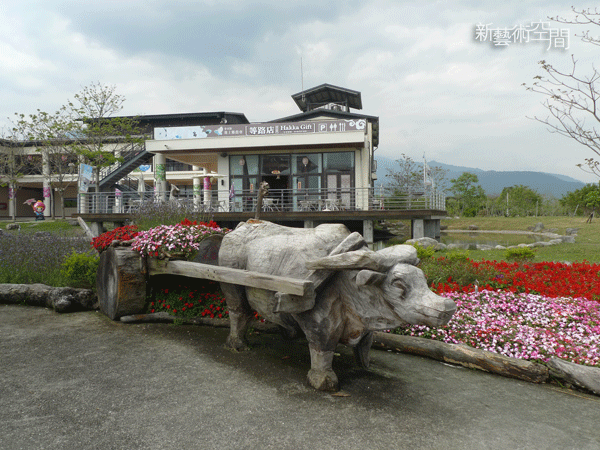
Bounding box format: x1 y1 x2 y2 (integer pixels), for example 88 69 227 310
148 232 366 315
148 259 315 298
273 231 367 314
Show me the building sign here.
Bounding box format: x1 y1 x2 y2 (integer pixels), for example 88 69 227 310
153 119 367 141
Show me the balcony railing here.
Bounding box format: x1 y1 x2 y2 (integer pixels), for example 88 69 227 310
77 186 446 215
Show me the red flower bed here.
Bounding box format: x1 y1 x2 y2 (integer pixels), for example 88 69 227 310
179 218 221 229
91 225 139 253
150 281 229 319
432 259 600 301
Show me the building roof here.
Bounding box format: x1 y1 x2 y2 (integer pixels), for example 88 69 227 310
291 84 362 112
121 111 250 126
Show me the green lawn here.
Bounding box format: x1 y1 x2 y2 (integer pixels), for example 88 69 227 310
441 216 600 263
2 219 85 236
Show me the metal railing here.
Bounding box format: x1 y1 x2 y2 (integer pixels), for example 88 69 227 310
78 186 446 215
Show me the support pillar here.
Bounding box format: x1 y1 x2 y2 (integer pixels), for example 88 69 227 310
8 183 15 219
412 218 441 240
424 219 441 240
154 154 167 202
412 219 425 239
192 166 202 210
203 176 211 208
363 220 374 249
42 150 51 217
304 220 315 229
114 188 122 213
89 221 104 237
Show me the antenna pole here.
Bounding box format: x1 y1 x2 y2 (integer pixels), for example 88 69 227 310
301 57 304 95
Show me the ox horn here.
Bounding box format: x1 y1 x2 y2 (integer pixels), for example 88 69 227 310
356 269 387 286
306 249 387 271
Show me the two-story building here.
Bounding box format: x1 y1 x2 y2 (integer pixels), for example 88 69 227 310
1 84 445 243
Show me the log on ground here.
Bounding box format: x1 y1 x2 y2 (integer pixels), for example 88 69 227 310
119 312 280 333
547 357 600 396
373 332 549 384
0 283 97 312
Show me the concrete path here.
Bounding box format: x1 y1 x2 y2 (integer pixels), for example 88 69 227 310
1 305 599 450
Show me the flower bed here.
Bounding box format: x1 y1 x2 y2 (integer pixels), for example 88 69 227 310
405 258 600 367
146 279 263 322
429 258 600 301
131 219 228 260
91 225 139 253
149 281 230 319
396 290 600 367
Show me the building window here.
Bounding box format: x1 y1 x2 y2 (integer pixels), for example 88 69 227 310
228 151 355 211
165 160 193 171
323 151 354 172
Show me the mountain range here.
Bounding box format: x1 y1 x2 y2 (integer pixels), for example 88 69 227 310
374 156 589 198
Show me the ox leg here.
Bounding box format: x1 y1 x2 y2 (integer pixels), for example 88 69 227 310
226 311 253 351
221 282 252 351
353 331 374 369
307 345 338 392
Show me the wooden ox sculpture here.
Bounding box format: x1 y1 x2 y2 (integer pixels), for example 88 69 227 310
219 220 457 391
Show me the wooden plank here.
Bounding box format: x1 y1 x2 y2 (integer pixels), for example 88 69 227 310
77 216 96 241
148 259 314 297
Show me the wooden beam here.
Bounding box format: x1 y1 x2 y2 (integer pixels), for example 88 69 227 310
77 216 96 241
148 259 315 298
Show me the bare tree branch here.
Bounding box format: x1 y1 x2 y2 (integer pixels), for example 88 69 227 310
524 9 600 179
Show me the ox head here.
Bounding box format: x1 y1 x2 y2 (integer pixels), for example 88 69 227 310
306 245 456 329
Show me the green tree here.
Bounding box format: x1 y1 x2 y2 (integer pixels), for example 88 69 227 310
385 153 422 193
66 82 144 195
386 154 449 193
448 172 486 217
11 109 80 219
524 7 600 179
559 183 600 215
385 154 448 209
497 185 544 217
0 131 28 221
583 184 600 221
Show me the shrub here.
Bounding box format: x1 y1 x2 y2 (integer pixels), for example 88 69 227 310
443 249 471 262
0 231 89 285
131 201 213 230
504 246 536 262
60 251 100 289
420 255 496 288
411 243 436 260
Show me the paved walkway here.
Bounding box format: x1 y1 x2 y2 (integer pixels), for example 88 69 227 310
1 305 599 450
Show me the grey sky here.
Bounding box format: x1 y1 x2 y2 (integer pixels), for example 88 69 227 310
2 0 599 183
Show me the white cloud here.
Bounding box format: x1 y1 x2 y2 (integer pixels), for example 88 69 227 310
1 0 599 184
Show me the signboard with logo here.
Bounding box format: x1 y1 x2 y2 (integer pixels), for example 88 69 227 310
154 119 367 141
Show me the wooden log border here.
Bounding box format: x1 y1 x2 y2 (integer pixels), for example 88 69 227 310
372 332 549 383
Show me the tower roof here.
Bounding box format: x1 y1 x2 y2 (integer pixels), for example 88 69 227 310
291 84 362 112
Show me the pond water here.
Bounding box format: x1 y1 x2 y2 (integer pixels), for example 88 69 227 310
440 232 551 248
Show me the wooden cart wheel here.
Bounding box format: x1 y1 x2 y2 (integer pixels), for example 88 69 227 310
97 247 147 320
